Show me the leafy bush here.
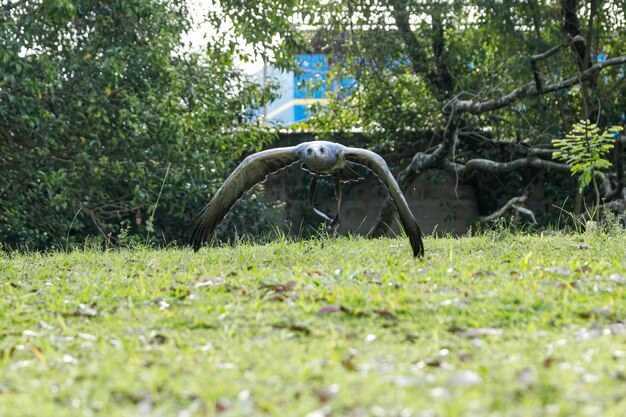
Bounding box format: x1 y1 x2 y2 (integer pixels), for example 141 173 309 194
0 0 277 249
552 120 622 192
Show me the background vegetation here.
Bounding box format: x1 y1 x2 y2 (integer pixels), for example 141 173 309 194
0 0 277 249
222 0 626 230
2 0 626 249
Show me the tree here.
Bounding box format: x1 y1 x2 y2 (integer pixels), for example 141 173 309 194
218 0 626 230
0 0 276 248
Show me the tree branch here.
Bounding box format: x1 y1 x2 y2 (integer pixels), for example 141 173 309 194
478 196 537 224
451 54 626 115
442 156 571 176
596 198 626 219
373 36 626 233
541 55 626 92
390 0 451 97
530 35 583 92
390 0 430 77
560 0 590 71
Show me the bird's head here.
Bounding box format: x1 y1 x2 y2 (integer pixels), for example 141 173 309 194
297 141 343 173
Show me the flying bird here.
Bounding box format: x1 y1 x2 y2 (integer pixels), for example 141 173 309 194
191 141 424 257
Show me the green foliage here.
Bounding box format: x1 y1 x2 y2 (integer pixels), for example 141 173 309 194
552 121 622 192
2 235 626 415
211 0 309 70
5 1 625 248
0 0 278 249
221 1 626 206
294 1 575 147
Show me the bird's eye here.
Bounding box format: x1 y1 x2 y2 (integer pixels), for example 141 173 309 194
320 147 325 154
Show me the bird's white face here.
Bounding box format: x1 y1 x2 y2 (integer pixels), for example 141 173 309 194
299 142 341 173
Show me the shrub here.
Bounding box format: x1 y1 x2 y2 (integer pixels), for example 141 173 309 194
0 0 276 249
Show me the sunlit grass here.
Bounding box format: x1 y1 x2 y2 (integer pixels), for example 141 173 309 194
1 232 625 416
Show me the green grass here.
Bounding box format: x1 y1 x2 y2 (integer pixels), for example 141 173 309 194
1 232 626 416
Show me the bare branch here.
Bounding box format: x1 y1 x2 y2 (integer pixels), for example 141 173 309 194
530 36 580 63
512 205 538 224
478 196 537 224
541 55 626 93
452 54 626 114
400 113 463 175
597 198 626 217
530 36 578 92
442 156 571 176
451 83 537 114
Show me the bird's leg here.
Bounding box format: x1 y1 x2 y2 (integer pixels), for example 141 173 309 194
329 178 342 229
308 175 333 222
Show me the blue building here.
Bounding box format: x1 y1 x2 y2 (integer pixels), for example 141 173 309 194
254 54 352 125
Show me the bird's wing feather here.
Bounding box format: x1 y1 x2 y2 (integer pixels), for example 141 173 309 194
191 146 301 250
342 147 424 257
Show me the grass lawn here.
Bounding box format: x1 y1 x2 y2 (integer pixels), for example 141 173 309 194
1 232 625 416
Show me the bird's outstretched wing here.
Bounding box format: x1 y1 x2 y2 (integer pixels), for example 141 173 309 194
191 146 301 250
342 147 424 257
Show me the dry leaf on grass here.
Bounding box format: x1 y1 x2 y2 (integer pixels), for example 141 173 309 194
579 306 614 319
373 309 398 321
312 385 340 403
317 305 351 315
